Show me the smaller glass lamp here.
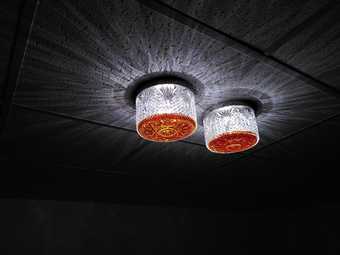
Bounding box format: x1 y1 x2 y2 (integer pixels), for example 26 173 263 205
203 104 259 153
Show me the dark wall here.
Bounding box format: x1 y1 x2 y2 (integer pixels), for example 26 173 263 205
0 198 339 254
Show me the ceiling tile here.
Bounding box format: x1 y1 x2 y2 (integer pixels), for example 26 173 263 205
159 0 328 51
0 0 23 97
12 0 340 156
273 5 340 88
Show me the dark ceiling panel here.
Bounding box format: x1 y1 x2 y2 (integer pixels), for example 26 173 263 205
0 0 38 137
0 0 23 98
160 0 340 91
247 112 340 166
2 110 340 209
159 0 329 51
1 105 238 175
273 4 340 88
1 106 295 209
12 0 340 154
224 112 340 203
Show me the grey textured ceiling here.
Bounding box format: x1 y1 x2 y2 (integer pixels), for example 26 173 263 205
11 0 340 158
159 0 340 88
1 0 340 208
274 5 340 87
160 0 329 51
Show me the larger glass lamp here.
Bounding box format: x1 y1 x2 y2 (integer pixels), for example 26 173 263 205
203 104 259 153
136 83 197 142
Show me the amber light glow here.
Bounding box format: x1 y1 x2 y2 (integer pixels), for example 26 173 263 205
137 113 196 142
208 131 258 153
136 83 197 142
204 105 259 154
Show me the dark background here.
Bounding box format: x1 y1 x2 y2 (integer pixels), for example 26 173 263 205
1 0 340 253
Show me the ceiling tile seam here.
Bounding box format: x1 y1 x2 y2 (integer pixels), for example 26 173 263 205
218 111 340 169
10 103 205 147
136 0 340 100
0 0 40 136
37 161 130 176
264 0 337 54
1 158 130 177
4 155 219 180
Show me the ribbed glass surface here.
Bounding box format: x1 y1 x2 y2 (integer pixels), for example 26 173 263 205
203 105 259 153
136 84 197 142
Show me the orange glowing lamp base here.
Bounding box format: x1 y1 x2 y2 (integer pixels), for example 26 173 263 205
208 131 258 154
137 113 196 142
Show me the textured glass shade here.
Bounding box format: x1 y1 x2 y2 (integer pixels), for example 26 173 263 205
136 84 197 142
203 105 259 153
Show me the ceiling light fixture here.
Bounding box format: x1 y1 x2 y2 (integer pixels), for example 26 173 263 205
203 103 259 154
136 83 197 142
